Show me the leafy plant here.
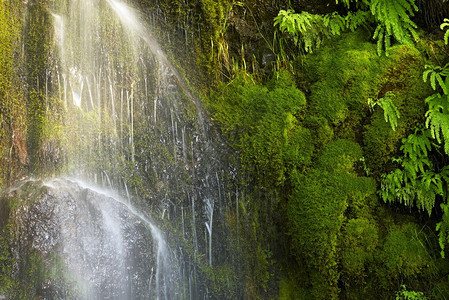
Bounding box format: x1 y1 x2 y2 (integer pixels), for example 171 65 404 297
423 63 449 154
423 63 449 94
274 10 330 53
441 18 449 45
425 94 449 154
275 0 419 56
395 283 427 299
380 128 442 215
273 9 373 54
346 10 372 32
370 0 418 55
368 92 400 131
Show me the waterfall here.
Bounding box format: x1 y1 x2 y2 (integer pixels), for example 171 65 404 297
0 0 239 298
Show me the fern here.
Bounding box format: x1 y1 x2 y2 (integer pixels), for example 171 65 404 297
368 92 400 131
274 9 370 53
323 12 346 36
441 18 449 45
275 0 419 56
437 203 449 258
400 128 432 176
345 10 372 31
380 128 440 216
274 10 323 53
425 98 449 155
423 63 449 95
336 0 353 7
335 0 369 8
370 0 418 55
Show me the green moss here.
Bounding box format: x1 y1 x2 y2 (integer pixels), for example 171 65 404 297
286 139 385 299
340 218 379 282
200 264 239 299
25 2 60 176
0 192 47 299
288 140 365 299
363 44 431 177
289 168 348 299
299 30 387 132
317 138 363 172
0 0 26 188
375 223 433 294
211 71 307 186
279 277 309 300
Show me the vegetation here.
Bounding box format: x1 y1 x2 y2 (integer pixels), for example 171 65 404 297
2 0 449 299
208 0 449 298
274 0 423 56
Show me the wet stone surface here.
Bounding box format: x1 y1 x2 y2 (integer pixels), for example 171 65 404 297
1 178 180 299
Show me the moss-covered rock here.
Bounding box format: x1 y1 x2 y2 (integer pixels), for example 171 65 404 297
211 70 307 186
363 44 431 177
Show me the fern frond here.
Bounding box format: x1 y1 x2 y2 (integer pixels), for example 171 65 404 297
425 102 449 154
325 12 346 36
441 18 449 45
375 92 400 131
400 128 432 174
274 10 325 53
370 0 418 54
274 8 371 54
345 10 372 31
437 203 449 258
424 64 449 95
373 25 384 56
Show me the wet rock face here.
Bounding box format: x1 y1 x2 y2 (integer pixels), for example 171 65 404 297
1 178 175 299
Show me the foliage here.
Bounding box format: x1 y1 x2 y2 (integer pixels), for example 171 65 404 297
274 0 419 56
441 18 449 45
436 203 449 258
423 63 449 94
396 285 428 299
368 91 401 131
380 22 449 260
379 224 432 281
274 9 371 54
371 0 418 55
380 128 443 215
300 31 385 127
340 217 379 281
363 44 429 177
422 63 449 154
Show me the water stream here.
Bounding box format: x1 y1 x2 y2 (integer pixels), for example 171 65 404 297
2 0 236 298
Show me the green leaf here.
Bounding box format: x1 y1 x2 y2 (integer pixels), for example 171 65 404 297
431 72 437 90
373 92 400 131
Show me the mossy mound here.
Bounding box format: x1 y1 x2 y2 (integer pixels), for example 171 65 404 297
210 71 308 186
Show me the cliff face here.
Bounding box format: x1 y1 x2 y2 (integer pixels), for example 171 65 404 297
1 0 449 299
142 0 449 298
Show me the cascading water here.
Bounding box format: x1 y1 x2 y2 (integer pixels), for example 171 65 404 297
1 0 238 298
3 178 180 299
